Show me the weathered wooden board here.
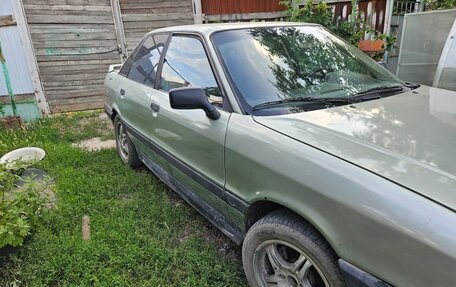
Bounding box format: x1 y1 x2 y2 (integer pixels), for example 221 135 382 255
36 51 119 62
22 0 121 112
27 15 115 24
119 0 194 53
0 15 16 27
0 93 35 104
43 79 105 87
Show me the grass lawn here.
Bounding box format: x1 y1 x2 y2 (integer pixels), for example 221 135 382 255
0 111 246 286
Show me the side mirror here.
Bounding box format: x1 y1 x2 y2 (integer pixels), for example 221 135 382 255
169 87 221 120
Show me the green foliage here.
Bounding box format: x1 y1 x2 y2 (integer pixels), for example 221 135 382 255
0 102 5 117
281 0 396 49
0 112 246 286
283 0 334 27
0 164 51 248
426 0 456 9
373 32 397 54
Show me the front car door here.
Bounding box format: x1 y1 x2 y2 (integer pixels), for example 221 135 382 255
142 34 242 240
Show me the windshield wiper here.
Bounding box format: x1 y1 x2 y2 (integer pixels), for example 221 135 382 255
350 85 404 99
251 97 350 111
404 82 420 89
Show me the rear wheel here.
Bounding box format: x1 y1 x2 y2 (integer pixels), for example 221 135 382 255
242 210 346 287
114 116 141 167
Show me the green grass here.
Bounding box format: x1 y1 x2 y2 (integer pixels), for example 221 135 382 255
0 111 246 286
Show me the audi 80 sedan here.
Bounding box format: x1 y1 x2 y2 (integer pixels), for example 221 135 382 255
104 22 456 287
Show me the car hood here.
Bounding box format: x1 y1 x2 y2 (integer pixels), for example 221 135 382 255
253 85 456 211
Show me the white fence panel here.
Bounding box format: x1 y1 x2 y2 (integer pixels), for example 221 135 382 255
397 9 456 85
0 0 35 97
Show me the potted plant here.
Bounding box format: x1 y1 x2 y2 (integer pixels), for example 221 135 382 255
0 161 52 252
357 27 397 61
0 101 23 129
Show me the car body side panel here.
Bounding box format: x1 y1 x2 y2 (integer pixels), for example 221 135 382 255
225 113 456 287
104 71 121 117
145 88 231 214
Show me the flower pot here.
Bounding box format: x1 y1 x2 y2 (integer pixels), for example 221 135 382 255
358 39 385 52
0 115 23 130
358 40 385 59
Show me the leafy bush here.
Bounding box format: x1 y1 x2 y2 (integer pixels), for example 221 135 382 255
281 0 396 50
0 164 51 248
426 0 456 9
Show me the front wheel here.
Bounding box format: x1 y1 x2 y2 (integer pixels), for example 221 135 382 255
242 210 346 287
114 116 141 167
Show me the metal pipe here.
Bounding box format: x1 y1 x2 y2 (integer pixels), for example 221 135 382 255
0 41 18 116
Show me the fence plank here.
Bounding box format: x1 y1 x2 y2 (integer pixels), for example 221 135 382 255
0 15 16 27
23 0 120 112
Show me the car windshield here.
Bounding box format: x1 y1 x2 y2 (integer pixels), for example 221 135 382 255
212 25 405 114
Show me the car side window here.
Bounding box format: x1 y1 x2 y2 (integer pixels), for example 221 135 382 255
119 40 142 76
127 33 169 88
159 36 223 106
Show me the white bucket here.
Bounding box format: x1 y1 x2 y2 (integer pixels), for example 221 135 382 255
0 147 46 169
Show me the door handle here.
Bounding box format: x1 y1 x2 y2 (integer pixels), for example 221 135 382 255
120 88 125 95
150 102 160 113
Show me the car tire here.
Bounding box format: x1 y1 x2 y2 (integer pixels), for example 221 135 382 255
114 116 141 167
242 210 346 287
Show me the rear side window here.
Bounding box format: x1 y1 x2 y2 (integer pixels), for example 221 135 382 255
126 33 169 88
159 36 223 106
119 45 138 76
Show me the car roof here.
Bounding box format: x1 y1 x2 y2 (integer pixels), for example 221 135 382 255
151 22 321 36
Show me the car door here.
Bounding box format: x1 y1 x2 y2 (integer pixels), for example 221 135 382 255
145 34 232 218
116 33 170 157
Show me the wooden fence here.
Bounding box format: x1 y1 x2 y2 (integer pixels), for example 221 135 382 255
332 0 387 34
119 0 193 54
21 0 193 113
201 0 288 22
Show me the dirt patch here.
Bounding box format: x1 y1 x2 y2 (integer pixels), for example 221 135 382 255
119 193 135 201
178 223 193 244
72 137 116 151
57 112 113 140
167 191 183 207
164 189 242 262
201 221 242 263
99 113 109 120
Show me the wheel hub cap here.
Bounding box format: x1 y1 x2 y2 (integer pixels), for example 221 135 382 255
253 240 329 287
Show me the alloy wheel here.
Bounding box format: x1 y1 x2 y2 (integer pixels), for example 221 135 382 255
116 122 129 159
253 240 330 287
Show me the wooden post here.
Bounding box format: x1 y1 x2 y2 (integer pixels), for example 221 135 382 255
382 0 395 63
383 0 394 35
193 0 203 24
111 0 128 62
11 0 50 116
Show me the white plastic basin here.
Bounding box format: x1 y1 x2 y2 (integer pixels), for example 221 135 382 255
0 147 46 169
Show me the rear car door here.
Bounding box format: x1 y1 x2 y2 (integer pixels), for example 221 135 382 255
115 33 169 156
145 34 234 221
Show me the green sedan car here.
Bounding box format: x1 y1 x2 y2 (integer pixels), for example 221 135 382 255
104 22 456 287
